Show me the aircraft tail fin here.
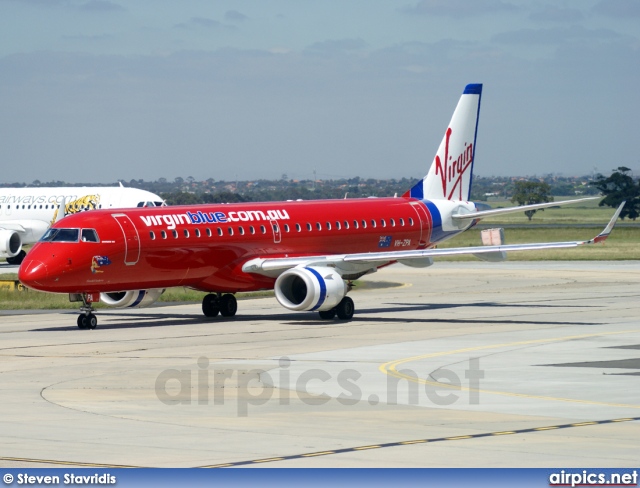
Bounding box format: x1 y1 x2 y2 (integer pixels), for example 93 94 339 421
404 83 482 201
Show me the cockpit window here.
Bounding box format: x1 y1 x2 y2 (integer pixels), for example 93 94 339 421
40 228 80 242
81 229 99 242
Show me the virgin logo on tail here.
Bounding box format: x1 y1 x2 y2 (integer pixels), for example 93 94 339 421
434 127 473 200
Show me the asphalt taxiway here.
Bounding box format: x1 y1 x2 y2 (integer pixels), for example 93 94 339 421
0 261 639 467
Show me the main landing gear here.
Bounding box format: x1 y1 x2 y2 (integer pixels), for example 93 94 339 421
202 293 237 318
318 296 354 321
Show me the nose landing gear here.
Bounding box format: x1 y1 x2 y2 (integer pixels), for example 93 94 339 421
76 293 98 329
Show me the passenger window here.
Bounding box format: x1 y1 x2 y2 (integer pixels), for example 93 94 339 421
161 230 167 239
381 219 386 227
371 219 377 228
326 222 331 230
239 227 245 235
260 225 266 234
249 226 255 235
172 230 178 238
296 223 301 232
284 224 290 233
150 231 155 240
195 228 201 237
184 229 190 238
399 218 405 226
390 219 395 227
316 222 321 231
217 228 223 236
228 227 234 236
409 218 414 226
206 228 211 237
336 221 341 230
353 220 359 229
306 223 312 231
343 221 349 229
81 229 99 242
361 220 367 229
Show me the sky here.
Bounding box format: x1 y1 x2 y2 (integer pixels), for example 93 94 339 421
0 0 639 184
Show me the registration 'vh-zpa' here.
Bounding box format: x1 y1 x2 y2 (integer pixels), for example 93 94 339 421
18 84 624 329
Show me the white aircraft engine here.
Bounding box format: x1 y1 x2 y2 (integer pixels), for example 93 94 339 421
100 289 165 308
0 229 22 258
275 266 347 312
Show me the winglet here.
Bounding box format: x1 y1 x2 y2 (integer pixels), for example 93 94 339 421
590 201 625 244
54 197 67 223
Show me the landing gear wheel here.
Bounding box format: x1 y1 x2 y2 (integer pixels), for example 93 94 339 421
336 296 354 320
77 313 98 329
219 294 237 317
319 309 336 320
77 315 88 329
87 313 98 329
6 250 26 265
202 294 220 317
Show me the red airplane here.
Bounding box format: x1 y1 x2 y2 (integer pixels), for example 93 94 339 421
18 84 624 329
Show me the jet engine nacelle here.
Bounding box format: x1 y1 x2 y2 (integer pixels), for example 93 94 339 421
275 266 348 312
100 289 165 308
0 229 22 258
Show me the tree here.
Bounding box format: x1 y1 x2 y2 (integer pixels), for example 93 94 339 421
511 181 553 221
591 167 640 220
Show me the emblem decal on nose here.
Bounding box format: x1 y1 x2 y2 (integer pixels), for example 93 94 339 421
91 256 112 274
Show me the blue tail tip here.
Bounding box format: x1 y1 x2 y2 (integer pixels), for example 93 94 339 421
463 83 482 95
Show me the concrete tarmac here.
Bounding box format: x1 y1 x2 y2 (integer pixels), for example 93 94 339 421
1 261 639 468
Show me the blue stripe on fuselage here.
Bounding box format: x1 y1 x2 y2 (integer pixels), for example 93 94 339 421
422 199 461 245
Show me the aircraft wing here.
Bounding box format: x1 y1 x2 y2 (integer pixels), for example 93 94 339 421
0 222 27 233
243 202 625 277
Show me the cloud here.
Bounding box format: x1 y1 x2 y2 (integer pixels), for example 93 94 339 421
493 25 622 45
62 33 114 42
78 1 125 12
225 10 248 22
304 38 368 56
592 0 640 18
529 5 584 22
174 17 236 31
400 0 519 18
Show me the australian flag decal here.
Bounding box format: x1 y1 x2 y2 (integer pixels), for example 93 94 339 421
378 236 392 248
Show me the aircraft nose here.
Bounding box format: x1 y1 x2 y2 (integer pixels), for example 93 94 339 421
18 259 49 289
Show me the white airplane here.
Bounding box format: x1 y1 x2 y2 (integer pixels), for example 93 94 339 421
0 184 164 264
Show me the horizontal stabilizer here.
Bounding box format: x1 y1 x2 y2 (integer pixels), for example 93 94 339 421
452 196 599 221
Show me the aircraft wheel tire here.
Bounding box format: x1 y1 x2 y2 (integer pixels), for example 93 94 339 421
336 297 354 320
202 294 220 317
219 294 237 317
88 313 98 329
77 315 89 329
319 309 336 320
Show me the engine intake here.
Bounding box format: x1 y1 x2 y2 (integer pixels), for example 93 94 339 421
0 229 22 258
275 266 347 312
100 289 165 308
